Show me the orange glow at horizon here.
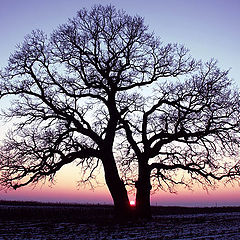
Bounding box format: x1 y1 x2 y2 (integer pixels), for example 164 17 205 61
0 164 112 204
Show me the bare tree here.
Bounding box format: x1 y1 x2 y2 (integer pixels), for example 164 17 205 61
0 5 239 220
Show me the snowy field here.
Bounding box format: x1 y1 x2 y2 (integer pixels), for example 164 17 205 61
0 204 240 239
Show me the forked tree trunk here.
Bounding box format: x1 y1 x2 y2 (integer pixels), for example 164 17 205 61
102 155 131 220
135 164 152 219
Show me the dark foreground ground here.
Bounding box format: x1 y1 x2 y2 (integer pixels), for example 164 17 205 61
0 201 240 239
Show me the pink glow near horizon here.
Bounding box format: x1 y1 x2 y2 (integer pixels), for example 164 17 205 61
151 187 240 207
0 182 113 204
1 178 240 207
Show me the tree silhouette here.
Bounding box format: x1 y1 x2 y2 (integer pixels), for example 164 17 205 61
120 59 240 218
0 5 240 219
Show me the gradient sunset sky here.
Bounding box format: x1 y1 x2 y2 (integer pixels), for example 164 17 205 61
0 0 240 206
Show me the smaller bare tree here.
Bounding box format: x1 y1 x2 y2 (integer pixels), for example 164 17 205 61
119 59 240 218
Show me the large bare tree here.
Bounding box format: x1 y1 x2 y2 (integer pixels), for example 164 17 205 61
0 5 240 219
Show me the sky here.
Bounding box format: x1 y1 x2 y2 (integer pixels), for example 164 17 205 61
0 0 240 206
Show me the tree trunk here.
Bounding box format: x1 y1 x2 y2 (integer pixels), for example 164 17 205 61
102 155 131 220
135 163 152 219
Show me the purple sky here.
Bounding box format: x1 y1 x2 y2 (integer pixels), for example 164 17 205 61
1 0 239 83
0 0 240 206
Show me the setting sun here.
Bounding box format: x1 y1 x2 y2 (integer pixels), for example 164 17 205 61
130 200 135 206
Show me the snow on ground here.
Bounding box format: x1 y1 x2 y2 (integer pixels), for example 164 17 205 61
0 212 240 239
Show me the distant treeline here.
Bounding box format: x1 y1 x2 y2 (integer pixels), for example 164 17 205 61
0 200 240 223
0 200 110 207
0 200 114 223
